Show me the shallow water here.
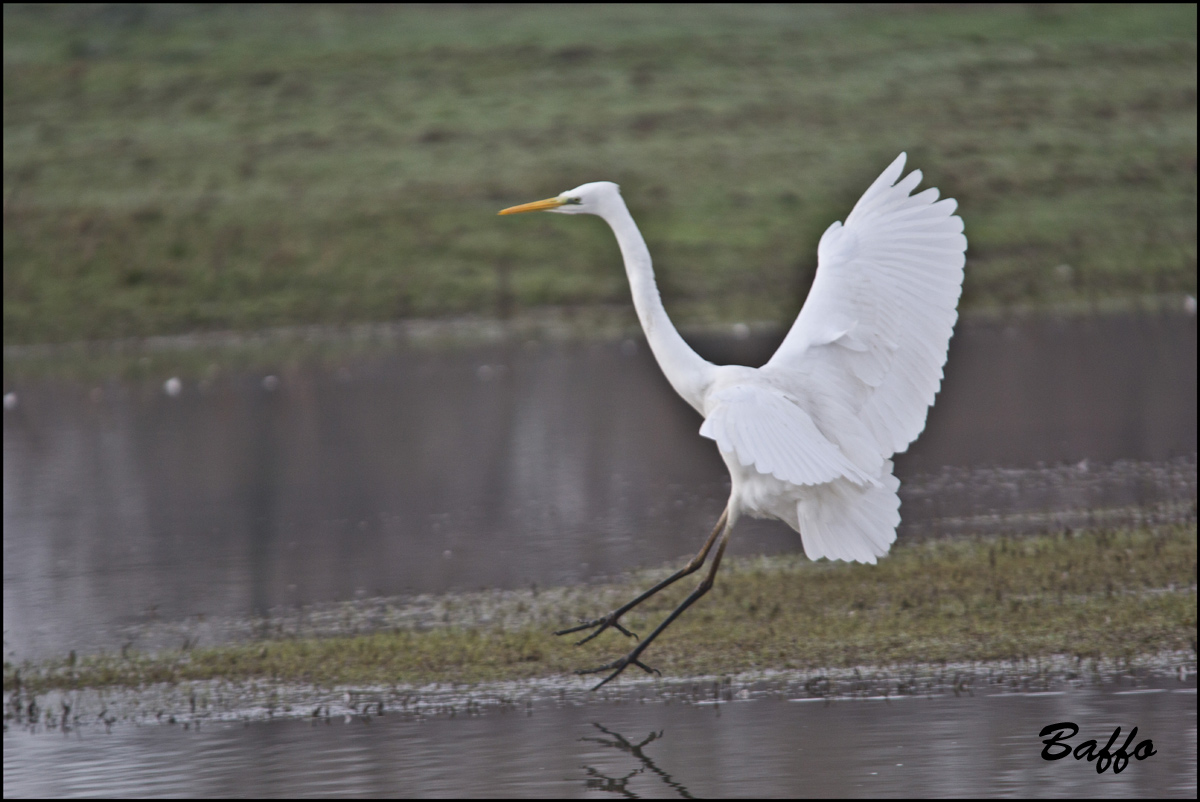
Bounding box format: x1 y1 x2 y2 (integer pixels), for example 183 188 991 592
3 311 1197 797
4 681 1195 798
3 312 1196 662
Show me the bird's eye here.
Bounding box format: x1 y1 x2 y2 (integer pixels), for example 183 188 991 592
564 197 582 205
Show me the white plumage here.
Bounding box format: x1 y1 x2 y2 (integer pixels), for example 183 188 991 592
734 152 967 562
500 153 965 684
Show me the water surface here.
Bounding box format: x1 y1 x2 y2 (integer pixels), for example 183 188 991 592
4 681 1195 798
3 312 1196 661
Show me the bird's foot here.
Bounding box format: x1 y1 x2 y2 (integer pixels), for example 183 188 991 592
576 653 661 690
554 613 638 646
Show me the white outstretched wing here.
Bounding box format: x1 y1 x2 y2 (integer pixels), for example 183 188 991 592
765 153 966 458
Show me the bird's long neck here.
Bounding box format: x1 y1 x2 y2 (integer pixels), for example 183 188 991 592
603 201 714 414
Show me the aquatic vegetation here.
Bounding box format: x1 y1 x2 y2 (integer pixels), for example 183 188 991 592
5 524 1195 695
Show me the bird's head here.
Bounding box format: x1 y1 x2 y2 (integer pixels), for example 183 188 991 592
498 181 621 217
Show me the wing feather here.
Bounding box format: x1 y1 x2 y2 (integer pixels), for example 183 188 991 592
765 153 966 458
699 384 876 487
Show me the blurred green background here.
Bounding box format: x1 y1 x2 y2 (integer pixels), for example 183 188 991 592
3 4 1196 345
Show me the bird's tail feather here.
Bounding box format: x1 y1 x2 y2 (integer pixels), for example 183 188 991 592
796 460 900 564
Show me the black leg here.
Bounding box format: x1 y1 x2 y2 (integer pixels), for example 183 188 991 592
580 522 733 690
556 506 729 645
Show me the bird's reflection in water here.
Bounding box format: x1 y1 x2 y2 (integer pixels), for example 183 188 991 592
579 723 693 799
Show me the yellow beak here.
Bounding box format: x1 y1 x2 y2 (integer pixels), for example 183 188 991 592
498 197 566 215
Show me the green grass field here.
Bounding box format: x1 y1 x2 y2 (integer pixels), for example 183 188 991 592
4 4 1197 345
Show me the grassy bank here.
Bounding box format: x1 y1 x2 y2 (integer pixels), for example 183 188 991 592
4 4 1196 345
6 524 1195 695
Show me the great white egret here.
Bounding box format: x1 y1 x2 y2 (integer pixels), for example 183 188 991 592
499 154 966 688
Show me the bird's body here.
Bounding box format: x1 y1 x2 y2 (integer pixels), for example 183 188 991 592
500 154 965 685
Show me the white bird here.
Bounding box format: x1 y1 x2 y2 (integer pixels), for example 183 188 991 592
499 154 966 687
